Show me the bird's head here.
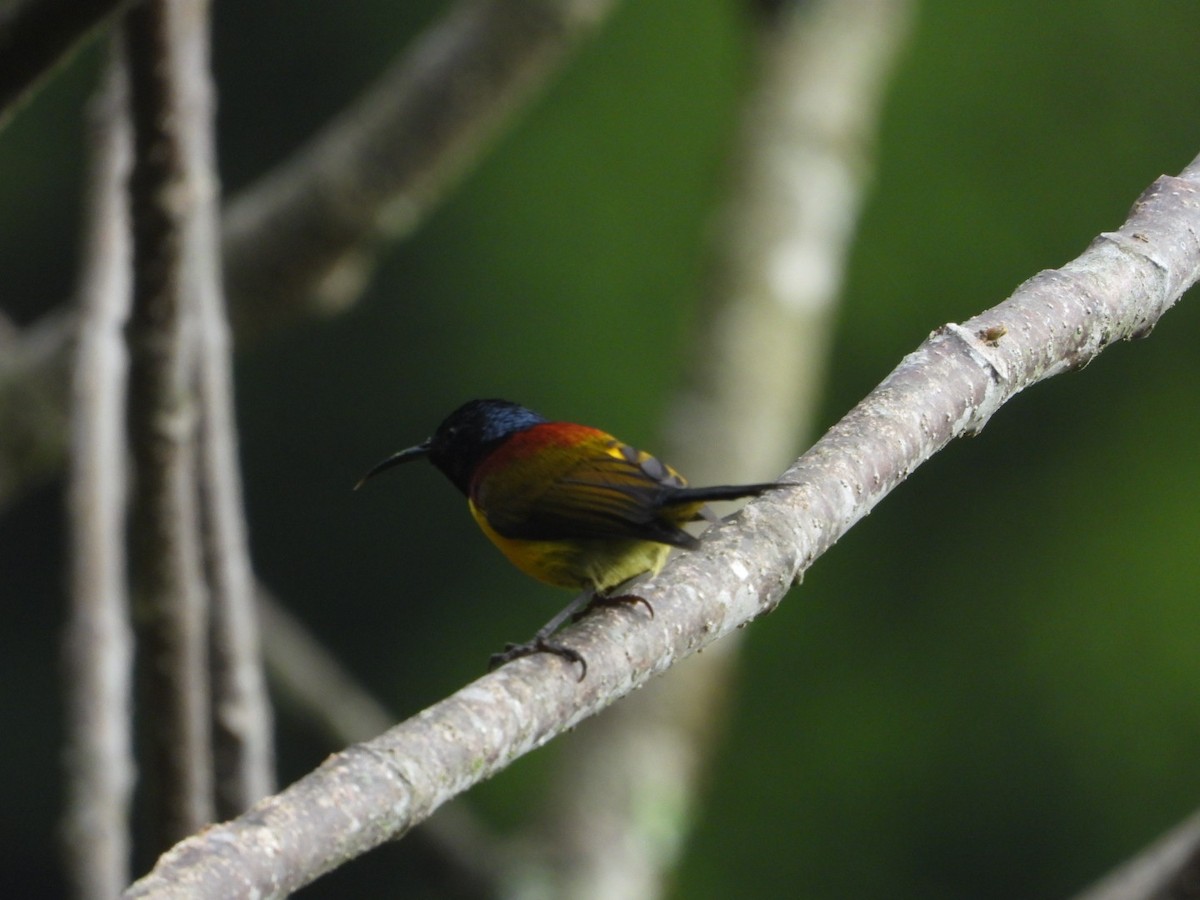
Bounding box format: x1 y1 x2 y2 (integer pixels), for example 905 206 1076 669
356 398 547 495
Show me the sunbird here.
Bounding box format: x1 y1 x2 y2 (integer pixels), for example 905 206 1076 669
357 398 788 676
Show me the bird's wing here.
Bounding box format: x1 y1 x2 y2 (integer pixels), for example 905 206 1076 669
475 436 701 548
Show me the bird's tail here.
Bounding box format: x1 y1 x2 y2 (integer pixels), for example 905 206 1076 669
665 481 787 506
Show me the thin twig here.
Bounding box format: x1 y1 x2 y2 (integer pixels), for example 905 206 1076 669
125 154 1200 899
62 51 136 900
122 0 214 846
0 0 141 131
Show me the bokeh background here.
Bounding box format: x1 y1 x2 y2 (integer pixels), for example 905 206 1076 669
2 0 1199 897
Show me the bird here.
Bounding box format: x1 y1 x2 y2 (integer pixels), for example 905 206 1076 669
356 398 789 677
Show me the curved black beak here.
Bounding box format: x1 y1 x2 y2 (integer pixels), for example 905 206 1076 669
354 440 431 490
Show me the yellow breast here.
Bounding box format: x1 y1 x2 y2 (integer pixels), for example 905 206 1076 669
470 500 671 592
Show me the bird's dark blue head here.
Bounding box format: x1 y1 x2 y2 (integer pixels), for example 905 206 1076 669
426 399 546 493
356 399 547 495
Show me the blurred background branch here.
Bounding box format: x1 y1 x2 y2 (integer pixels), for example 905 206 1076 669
62 53 135 900
184 1 275 819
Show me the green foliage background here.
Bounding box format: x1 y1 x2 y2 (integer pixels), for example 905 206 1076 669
1 1 1198 896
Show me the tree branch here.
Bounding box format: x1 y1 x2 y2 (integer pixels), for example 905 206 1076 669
0 0 141 131
177 0 275 818
122 0 214 846
62 52 136 900
124 154 1200 899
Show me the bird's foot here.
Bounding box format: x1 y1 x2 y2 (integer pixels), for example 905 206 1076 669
488 637 588 681
572 592 654 623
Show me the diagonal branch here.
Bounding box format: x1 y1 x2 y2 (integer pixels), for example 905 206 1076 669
124 155 1200 899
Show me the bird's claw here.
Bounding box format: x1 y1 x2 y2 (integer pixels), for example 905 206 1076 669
487 593 652 681
573 592 654 622
488 637 588 681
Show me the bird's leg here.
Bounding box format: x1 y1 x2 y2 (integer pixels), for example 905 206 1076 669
488 590 595 680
